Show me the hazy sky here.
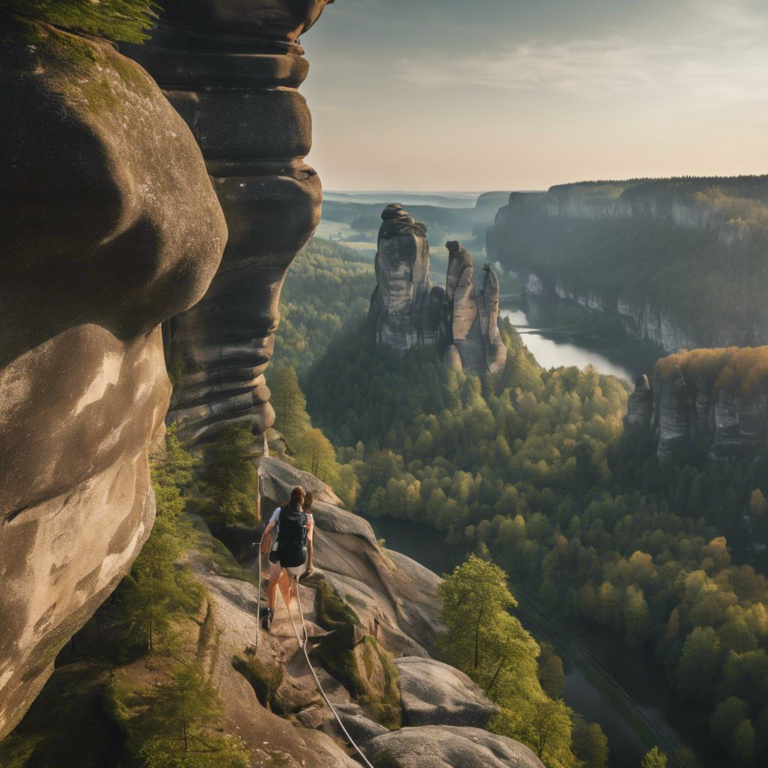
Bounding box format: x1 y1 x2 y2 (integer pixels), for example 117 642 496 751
301 0 768 191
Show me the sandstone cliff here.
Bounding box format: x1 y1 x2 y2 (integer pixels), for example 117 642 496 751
126 0 333 442
625 347 768 460
370 206 507 375
487 177 768 353
0 20 226 737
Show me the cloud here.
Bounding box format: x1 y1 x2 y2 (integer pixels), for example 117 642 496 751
399 37 668 98
397 23 768 114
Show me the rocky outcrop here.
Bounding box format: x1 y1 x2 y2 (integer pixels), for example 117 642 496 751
259 456 442 654
370 204 444 350
126 0 333 442
395 657 499 728
444 242 507 375
625 375 653 429
366 726 544 768
0 21 226 738
628 348 768 459
370 208 506 375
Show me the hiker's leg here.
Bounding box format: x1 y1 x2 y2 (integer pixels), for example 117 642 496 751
278 569 292 608
267 561 282 609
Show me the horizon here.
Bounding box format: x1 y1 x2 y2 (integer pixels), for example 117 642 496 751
303 0 768 191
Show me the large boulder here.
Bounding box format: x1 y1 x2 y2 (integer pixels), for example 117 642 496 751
126 0 334 442
366 725 545 768
395 657 499 728
0 20 226 737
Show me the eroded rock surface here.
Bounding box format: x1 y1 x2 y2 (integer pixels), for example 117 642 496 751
370 204 442 350
366 725 544 768
0 21 226 737
258 457 442 654
126 0 333 442
624 375 653 429
395 657 499 728
629 350 768 459
370 208 506 375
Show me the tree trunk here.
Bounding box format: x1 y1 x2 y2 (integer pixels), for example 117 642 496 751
474 594 486 670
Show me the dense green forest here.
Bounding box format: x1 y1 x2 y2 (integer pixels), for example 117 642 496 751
269 238 768 766
273 238 374 373
487 178 768 345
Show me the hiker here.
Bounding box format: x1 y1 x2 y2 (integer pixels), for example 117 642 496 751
260 486 314 630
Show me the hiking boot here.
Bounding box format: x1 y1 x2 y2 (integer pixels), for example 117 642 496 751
261 607 274 631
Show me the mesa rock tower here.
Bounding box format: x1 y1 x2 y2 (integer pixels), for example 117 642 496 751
370 205 507 375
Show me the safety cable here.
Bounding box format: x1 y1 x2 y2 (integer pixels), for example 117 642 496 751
277 572 375 768
252 537 374 768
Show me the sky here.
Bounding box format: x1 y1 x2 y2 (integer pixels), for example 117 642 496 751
300 0 768 192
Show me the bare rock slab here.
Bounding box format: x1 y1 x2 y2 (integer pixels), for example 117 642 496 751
366 725 544 768
395 657 499 728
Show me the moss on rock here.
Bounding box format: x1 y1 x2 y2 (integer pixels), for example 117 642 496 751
314 578 360 630
312 624 401 729
232 654 286 714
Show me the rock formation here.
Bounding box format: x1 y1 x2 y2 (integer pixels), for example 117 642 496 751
444 242 507 375
395 657 499 728
126 0 333 442
627 349 768 459
370 207 507 375
366 726 543 768
370 204 444 350
487 178 768 353
0 21 226 738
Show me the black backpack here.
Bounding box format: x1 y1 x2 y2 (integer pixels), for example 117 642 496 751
275 503 308 568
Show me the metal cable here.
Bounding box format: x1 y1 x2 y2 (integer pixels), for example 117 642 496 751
278 574 375 768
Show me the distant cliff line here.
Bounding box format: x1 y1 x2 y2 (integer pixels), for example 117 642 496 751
487 176 768 354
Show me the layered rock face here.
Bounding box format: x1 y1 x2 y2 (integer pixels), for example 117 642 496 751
487 178 768 353
0 22 226 738
126 0 332 442
625 353 768 459
444 242 507 375
370 204 443 349
370 207 506 375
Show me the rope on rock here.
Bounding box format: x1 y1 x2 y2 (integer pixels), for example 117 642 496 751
278 573 375 768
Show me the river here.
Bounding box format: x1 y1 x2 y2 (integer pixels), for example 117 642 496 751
369 517 713 768
500 296 661 383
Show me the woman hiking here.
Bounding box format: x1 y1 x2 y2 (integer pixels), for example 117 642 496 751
260 486 314 630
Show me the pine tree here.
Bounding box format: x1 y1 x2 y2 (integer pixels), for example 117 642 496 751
270 365 311 446
641 747 668 768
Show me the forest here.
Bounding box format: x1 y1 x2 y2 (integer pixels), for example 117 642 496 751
268 237 768 767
